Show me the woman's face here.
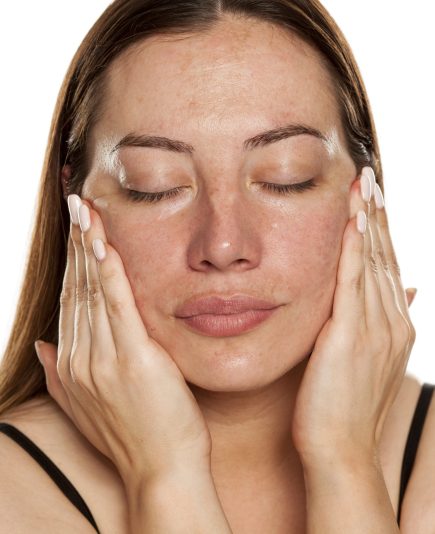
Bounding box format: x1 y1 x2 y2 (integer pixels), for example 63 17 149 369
82 16 357 392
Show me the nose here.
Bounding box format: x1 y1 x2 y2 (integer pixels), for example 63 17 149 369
186 191 262 273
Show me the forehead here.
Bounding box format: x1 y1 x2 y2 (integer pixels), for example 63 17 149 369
96 16 342 151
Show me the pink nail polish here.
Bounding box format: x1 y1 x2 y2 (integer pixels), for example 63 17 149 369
67 194 82 225
362 167 376 199
360 173 371 203
357 210 367 234
374 183 385 209
92 239 106 261
78 204 91 232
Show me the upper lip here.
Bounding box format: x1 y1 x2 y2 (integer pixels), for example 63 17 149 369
175 294 281 318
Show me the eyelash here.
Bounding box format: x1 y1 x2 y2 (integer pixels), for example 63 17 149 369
124 179 317 204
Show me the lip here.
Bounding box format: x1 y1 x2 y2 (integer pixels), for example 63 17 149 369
175 294 280 317
175 294 282 337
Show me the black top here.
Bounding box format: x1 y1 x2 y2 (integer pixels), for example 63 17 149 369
0 382 433 531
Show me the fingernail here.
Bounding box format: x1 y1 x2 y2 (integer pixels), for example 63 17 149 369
360 173 372 203
357 210 367 234
374 183 385 209
92 238 106 261
78 204 91 232
67 194 82 225
362 167 376 199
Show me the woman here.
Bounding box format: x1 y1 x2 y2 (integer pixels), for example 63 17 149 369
0 0 433 532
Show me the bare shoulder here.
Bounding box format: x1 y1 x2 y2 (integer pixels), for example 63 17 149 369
390 374 435 533
0 395 128 533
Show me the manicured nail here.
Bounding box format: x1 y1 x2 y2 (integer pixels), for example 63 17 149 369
357 210 367 234
67 194 82 225
92 238 106 261
360 173 372 203
374 183 385 209
362 167 376 199
78 204 91 232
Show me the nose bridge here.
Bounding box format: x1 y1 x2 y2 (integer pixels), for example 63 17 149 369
187 178 261 272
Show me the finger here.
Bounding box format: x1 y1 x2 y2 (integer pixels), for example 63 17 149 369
361 168 396 326
91 225 150 362
78 199 116 372
58 224 76 368
68 195 93 386
57 194 83 386
373 181 410 318
331 178 367 326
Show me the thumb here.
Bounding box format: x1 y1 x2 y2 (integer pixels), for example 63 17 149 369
34 340 73 419
405 288 417 308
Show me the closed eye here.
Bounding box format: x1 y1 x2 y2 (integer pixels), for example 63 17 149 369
258 179 317 195
123 179 317 203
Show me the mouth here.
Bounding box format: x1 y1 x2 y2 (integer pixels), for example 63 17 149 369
177 307 281 337
174 293 282 337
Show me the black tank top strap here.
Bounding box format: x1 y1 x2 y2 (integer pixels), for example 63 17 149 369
397 382 434 525
0 422 100 533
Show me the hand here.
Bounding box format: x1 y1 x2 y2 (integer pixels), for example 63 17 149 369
291 167 417 465
34 195 211 485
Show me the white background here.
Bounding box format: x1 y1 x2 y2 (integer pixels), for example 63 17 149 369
1 1 433 382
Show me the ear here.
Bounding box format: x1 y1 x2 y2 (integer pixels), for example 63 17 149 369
61 164 72 199
405 288 417 308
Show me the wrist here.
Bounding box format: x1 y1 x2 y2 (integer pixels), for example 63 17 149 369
298 443 379 474
301 448 383 494
124 467 232 534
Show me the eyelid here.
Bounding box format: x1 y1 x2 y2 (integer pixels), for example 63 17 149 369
123 178 317 204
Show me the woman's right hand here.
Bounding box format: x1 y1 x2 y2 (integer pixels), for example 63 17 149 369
34 194 212 485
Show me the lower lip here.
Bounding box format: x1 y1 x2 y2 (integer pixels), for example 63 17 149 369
178 308 279 337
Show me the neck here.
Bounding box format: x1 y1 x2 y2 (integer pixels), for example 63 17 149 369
189 356 309 487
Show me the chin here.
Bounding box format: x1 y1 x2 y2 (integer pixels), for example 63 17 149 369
172 342 307 393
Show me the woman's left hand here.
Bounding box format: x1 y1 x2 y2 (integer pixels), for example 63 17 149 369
292 166 417 466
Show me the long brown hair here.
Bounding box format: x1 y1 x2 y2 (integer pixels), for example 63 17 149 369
0 0 382 415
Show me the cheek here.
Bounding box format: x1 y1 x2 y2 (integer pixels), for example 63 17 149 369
97 207 180 299
274 204 347 301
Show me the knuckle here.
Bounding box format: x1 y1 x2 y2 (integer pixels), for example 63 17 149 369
374 247 388 271
401 318 416 344
390 258 401 277
82 239 94 258
369 255 378 274
60 284 76 305
75 282 88 301
103 264 118 283
395 320 412 345
106 297 126 319
338 272 364 292
87 283 103 308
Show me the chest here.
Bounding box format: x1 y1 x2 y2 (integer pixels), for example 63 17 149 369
0 379 428 533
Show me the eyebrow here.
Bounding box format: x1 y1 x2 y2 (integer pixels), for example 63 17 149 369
110 123 329 155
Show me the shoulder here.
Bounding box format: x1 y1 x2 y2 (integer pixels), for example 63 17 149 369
0 394 128 533
395 375 435 533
